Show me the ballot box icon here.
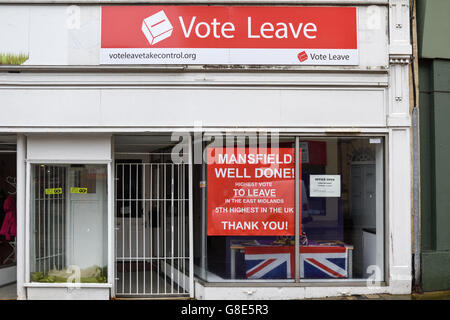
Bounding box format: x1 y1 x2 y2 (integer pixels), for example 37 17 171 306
141 10 173 45
297 51 308 62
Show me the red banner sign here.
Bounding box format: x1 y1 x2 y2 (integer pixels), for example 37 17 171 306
101 6 358 65
207 148 300 236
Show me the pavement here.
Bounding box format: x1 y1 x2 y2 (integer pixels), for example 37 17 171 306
0 282 16 300
309 290 450 300
0 281 448 300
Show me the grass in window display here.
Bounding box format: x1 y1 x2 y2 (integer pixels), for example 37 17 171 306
0 52 29 65
31 265 107 283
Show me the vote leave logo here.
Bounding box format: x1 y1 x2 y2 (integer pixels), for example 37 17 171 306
141 10 173 45
297 51 308 62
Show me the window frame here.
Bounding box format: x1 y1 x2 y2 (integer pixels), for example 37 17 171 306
24 159 113 288
197 133 389 287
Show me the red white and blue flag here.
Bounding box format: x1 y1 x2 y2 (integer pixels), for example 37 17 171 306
244 246 294 279
244 245 348 279
300 246 348 279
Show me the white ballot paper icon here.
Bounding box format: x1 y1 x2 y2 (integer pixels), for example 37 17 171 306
141 10 173 45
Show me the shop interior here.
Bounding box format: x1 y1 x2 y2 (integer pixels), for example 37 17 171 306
0 135 17 292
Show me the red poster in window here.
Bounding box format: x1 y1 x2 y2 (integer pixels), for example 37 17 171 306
207 147 300 236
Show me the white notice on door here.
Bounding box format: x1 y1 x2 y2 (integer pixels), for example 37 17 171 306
310 175 341 197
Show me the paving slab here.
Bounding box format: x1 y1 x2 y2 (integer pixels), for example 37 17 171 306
0 282 16 300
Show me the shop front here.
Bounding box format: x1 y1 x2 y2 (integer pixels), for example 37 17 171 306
0 0 413 300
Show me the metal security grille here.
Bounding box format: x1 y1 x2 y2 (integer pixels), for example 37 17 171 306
115 156 190 297
31 165 67 274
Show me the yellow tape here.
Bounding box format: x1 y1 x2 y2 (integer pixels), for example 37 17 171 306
45 188 62 195
70 187 88 194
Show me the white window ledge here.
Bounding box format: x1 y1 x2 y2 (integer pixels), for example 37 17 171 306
24 282 112 288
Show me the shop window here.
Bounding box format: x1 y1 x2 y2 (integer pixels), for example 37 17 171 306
300 137 384 281
29 164 108 284
194 136 385 282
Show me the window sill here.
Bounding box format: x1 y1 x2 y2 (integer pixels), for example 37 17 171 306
24 282 112 289
194 278 387 288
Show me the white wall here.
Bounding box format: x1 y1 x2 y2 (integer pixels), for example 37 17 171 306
26 134 111 161
26 286 109 300
0 87 386 129
0 72 388 129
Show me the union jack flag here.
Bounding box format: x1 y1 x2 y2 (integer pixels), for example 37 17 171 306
300 246 348 279
244 246 294 279
244 245 348 279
